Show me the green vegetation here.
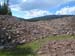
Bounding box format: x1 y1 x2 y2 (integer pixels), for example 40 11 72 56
0 35 75 56
0 0 12 15
0 47 35 56
21 35 75 51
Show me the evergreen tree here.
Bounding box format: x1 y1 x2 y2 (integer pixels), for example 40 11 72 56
0 4 3 14
0 0 12 15
8 8 12 15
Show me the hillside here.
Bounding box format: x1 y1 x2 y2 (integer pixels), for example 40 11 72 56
0 15 75 48
22 15 73 21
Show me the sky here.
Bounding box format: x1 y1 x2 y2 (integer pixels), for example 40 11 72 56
0 0 75 19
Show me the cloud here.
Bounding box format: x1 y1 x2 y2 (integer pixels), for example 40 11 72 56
9 0 21 5
10 4 21 11
9 0 75 10
12 9 51 19
20 0 74 10
1 0 75 10
22 0 27 2
0 1 3 5
56 6 75 15
23 9 51 18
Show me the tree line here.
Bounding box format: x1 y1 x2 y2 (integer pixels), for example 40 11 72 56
0 0 12 15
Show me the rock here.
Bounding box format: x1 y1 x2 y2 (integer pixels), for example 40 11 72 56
0 15 75 49
0 46 4 49
19 39 26 44
37 40 75 56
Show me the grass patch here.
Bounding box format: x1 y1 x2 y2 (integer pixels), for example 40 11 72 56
19 35 75 51
0 46 35 56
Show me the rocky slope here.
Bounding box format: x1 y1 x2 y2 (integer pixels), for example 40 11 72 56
0 15 75 48
37 39 75 56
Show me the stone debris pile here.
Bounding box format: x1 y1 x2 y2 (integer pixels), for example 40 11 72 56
0 15 75 49
38 40 75 56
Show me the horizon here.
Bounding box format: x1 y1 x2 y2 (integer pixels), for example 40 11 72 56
0 0 75 19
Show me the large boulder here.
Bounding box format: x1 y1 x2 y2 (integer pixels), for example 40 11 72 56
0 28 16 49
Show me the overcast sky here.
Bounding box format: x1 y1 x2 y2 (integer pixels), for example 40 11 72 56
0 0 75 19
